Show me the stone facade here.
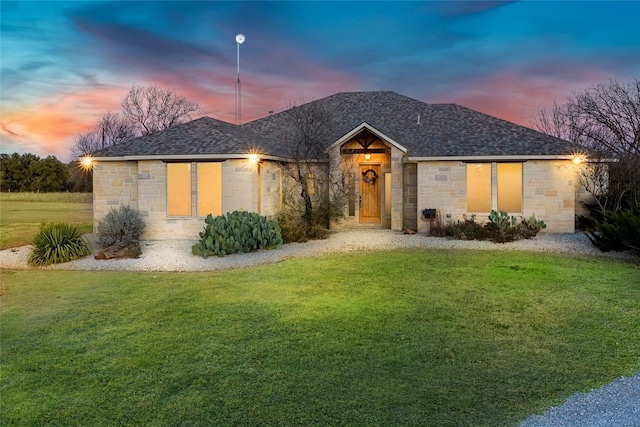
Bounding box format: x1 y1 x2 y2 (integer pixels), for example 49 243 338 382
93 158 282 240
415 159 579 233
402 162 418 230
94 156 581 240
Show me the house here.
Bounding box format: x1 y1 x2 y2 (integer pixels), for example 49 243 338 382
91 91 585 239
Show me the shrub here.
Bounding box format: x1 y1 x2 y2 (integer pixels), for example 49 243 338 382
518 214 547 239
587 207 640 252
486 210 519 243
28 223 90 266
274 209 330 243
192 211 283 258
445 211 546 243
445 214 489 240
96 205 146 247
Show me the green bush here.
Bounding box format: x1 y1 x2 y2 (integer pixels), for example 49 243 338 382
445 214 489 240
28 223 90 266
587 207 640 252
445 211 546 243
96 205 146 247
192 211 283 258
274 209 329 243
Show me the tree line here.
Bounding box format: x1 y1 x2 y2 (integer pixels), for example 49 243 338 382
0 153 92 193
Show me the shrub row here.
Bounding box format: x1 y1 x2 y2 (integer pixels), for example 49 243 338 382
445 210 546 243
192 211 283 258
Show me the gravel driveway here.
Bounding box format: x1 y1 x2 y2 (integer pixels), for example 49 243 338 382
1 230 638 425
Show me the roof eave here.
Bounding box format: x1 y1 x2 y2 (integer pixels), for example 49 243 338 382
406 154 580 162
92 153 291 162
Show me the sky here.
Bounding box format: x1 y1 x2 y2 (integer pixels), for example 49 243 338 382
1 1 639 161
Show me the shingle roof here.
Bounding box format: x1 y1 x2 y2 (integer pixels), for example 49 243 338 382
92 116 264 157
93 91 578 159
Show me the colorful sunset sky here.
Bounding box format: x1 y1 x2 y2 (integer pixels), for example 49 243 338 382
2 1 639 161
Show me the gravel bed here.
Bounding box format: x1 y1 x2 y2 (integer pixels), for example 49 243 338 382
1 229 638 425
0 230 635 272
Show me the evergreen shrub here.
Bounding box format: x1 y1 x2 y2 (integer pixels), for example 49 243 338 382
28 223 90 266
192 211 283 258
96 205 146 247
587 207 640 252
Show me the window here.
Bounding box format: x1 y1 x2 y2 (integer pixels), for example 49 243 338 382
167 162 223 217
466 163 491 212
197 163 222 217
466 163 522 213
306 172 315 195
348 172 356 216
497 163 522 213
384 172 391 217
167 163 192 216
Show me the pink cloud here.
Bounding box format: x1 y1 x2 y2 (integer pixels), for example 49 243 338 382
435 68 611 127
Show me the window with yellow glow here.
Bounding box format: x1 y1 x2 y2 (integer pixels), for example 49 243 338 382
167 163 192 216
384 172 391 217
466 162 523 214
306 173 315 195
197 163 222 217
497 163 522 213
466 163 491 212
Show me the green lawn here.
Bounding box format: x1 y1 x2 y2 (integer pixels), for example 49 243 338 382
0 192 93 250
1 250 639 426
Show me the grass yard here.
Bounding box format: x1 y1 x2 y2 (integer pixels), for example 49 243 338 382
1 250 639 426
0 192 93 250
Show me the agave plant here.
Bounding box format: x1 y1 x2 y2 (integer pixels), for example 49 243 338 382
28 223 90 266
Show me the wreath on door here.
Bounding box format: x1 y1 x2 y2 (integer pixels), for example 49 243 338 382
362 169 378 185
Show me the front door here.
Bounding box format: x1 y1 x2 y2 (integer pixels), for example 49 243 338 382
359 164 381 223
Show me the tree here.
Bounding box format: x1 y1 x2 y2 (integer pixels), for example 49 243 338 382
0 153 68 192
272 99 353 239
121 84 200 136
531 77 640 211
72 84 199 158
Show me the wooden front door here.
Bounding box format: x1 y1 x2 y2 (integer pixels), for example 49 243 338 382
359 165 381 223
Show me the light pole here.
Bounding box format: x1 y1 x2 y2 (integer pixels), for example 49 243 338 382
235 33 245 125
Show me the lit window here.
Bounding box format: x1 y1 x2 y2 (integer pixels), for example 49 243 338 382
466 163 523 214
167 163 192 216
384 172 391 217
348 172 356 216
466 163 491 212
168 162 223 217
197 163 222 217
497 163 522 213
307 173 315 195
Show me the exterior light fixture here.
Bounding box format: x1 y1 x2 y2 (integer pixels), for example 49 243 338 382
573 156 582 165
364 153 372 161
79 156 94 171
248 153 260 164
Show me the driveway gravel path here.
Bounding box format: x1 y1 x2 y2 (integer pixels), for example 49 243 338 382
1 230 638 426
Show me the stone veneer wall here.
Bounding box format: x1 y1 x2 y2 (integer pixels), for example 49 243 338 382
402 162 418 230
259 161 282 218
416 160 578 234
390 146 404 230
93 161 138 229
94 158 283 240
523 160 577 233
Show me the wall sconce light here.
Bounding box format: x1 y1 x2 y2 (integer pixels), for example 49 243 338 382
79 156 94 171
364 153 372 161
248 153 260 164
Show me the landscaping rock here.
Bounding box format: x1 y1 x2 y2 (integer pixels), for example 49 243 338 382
95 240 141 260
